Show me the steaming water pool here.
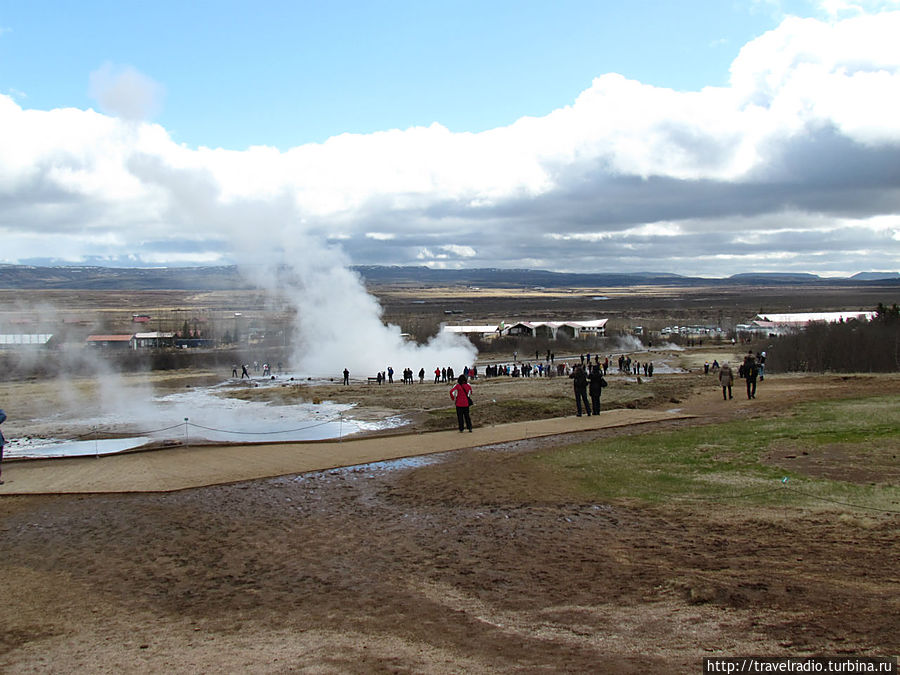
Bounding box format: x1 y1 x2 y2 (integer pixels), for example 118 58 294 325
5 437 155 459
5 375 407 459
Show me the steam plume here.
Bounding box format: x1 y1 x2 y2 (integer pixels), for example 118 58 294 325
126 156 478 378
243 233 477 378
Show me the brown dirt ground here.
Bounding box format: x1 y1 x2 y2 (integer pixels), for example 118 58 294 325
1 367 898 673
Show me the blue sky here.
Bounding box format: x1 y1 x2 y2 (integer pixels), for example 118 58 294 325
3 0 812 149
0 0 899 278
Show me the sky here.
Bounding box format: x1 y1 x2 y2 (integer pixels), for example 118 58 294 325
1 0 899 278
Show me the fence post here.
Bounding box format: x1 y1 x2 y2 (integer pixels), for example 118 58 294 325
184 418 189 446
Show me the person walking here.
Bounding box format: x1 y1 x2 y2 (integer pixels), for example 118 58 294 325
743 351 758 399
718 362 734 400
588 365 608 415
570 365 591 417
343 368 350 385
0 408 6 485
449 374 473 432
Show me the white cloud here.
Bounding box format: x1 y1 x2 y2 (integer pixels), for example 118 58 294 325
624 223 684 237
753 0 900 19
546 233 611 243
817 0 900 18
440 245 476 257
0 10 898 280
89 63 165 121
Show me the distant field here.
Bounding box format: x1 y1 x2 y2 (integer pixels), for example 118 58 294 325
0 281 896 363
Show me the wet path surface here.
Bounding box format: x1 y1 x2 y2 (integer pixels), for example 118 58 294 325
0 408 689 494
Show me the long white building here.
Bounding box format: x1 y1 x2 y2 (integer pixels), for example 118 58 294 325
737 311 876 337
442 319 607 340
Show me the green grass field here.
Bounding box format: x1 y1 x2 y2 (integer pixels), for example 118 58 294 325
535 395 900 513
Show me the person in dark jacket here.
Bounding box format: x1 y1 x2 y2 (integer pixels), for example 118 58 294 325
743 351 758 399
570 365 591 416
588 365 608 415
0 408 6 485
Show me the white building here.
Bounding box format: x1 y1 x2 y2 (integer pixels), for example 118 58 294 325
737 311 876 337
443 319 607 340
756 311 875 325
660 325 723 338
133 331 176 349
0 334 55 349
441 325 508 341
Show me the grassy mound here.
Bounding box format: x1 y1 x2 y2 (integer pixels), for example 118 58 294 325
533 395 900 512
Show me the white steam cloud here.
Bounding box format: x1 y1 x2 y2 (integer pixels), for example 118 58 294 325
240 236 477 377
123 158 479 377
611 335 684 353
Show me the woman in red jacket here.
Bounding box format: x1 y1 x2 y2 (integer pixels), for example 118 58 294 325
449 374 473 432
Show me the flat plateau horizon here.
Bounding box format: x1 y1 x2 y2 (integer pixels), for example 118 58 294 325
0 263 898 292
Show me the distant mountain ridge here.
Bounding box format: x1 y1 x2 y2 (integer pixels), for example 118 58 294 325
0 265 251 290
850 271 900 281
0 264 897 290
350 266 692 287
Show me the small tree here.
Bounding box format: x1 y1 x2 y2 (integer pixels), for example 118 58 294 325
875 303 899 325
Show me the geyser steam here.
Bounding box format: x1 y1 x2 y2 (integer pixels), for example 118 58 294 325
240 233 477 378
129 156 478 380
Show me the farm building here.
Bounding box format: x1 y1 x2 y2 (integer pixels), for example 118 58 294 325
504 320 607 340
0 334 56 349
86 334 134 349
736 311 876 337
443 319 607 340
175 338 215 349
660 325 724 339
441 325 507 341
758 311 875 325
133 332 176 349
